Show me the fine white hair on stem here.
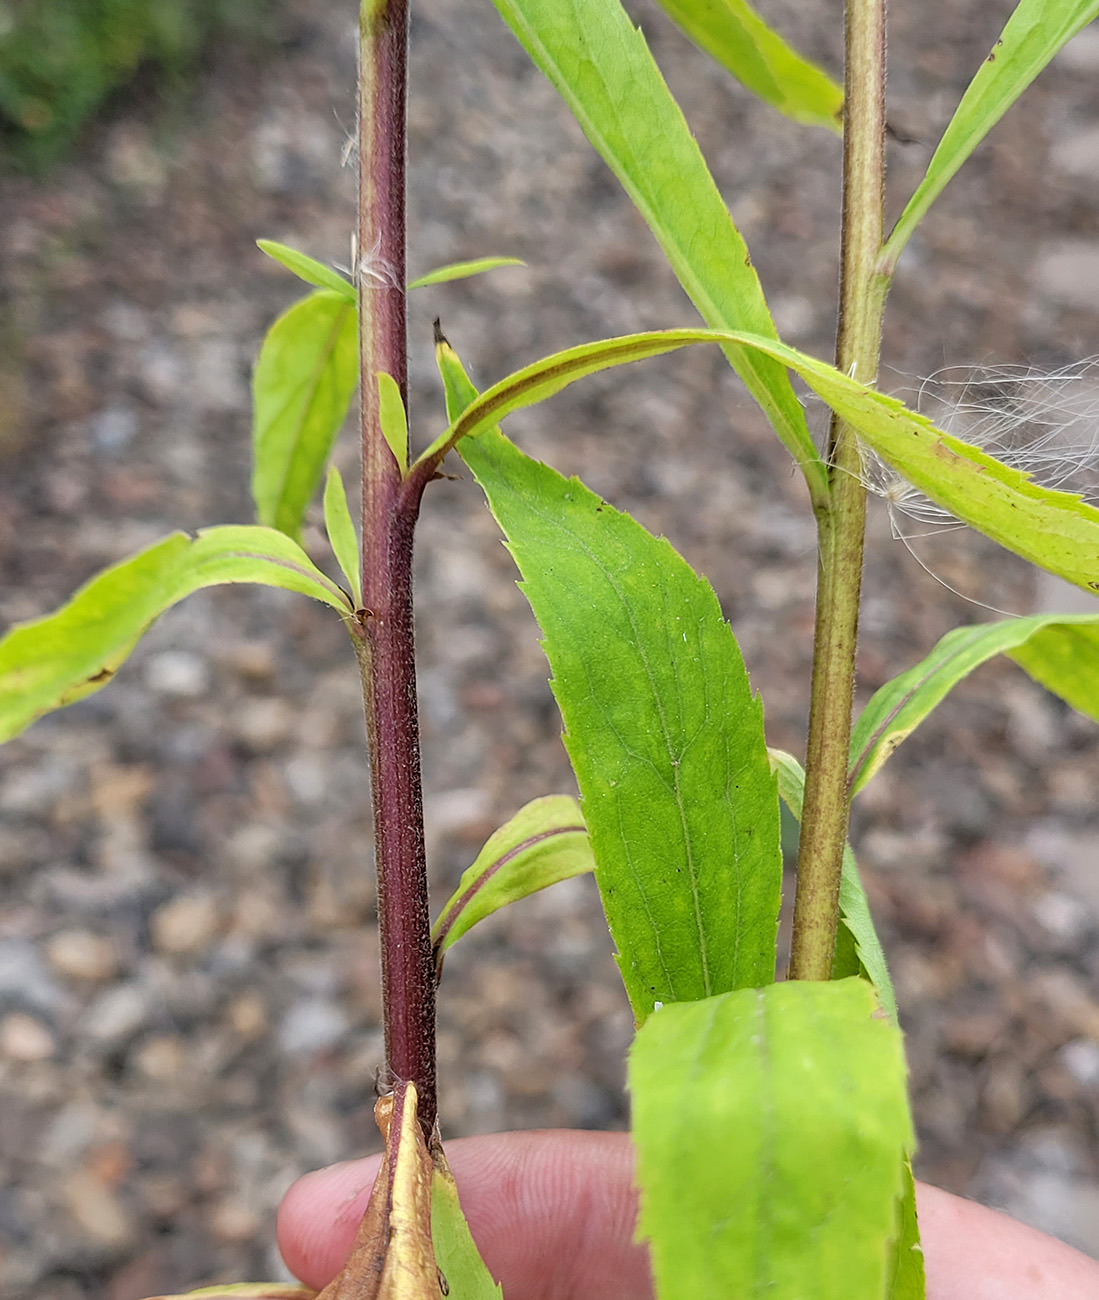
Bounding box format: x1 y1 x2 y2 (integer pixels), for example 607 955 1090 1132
354 231 403 291
332 108 358 167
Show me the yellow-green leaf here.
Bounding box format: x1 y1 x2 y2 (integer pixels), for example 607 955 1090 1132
849 613 1099 795
485 0 826 502
431 1156 503 1300
885 0 1099 265
652 0 842 131
431 795 593 969
630 980 915 1300
257 239 356 301
427 326 1099 595
252 290 358 541
408 257 524 289
323 466 363 608
377 371 409 473
0 527 350 743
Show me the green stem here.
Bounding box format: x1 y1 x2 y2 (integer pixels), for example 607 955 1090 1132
789 0 887 982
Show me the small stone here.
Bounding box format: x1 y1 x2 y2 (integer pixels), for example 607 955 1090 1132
278 997 348 1055
151 892 222 955
1031 241 1099 311
0 761 80 817
1031 891 1089 951
235 697 294 751
208 1197 262 1243
284 754 327 805
0 1011 56 1061
980 1061 1030 1133
225 641 277 681
942 1009 1009 1058
1058 1038 1099 1088
226 824 282 870
84 983 149 1044
131 1033 187 1083
88 405 139 455
60 1168 135 1248
144 650 211 698
225 990 268 1040
1031 968 1099 1041
0 938 64 1010
46 930 120 982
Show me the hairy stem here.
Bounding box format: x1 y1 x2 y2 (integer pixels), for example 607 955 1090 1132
356 0 437 1134
789 0 887 982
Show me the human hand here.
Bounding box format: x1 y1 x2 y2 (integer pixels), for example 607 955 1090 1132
278 1129 1099 1300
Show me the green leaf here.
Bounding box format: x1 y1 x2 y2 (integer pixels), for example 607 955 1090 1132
323 465 363 608
432 795 593 969
887 1162 927 1300
0 527 350 743
710 329 1099 595
1008 619 1099 722
377 370 409 472
259 239 524 296
630 979 915 1300
850 613 1099 796
652 0 842 131
769 748 897 1024
251 290 359 541
485 0 827 503
408 256 525 289
420 330 737 469
435 325 1099 596
431 1157 504 1300
257 239 356 301
461 427 782 1021
435 331 482 427
886 0 1099 265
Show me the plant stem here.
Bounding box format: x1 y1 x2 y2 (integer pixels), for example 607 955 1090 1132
356 0 437 1134
789 0 887 982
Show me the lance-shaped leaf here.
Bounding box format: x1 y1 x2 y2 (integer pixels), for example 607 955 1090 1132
324 466 363 608
652 0 842 131
417 328 809 472
486 0 827 503
769 749 897 1024
630 979 916 1300
408 257 525 289
260 241 521 296
432 795 593 974
850 612 1099 796
252 290 359 541
377 371 409 473
258 239 357 301
701 329 1099 594
317 1083 439 1300
1008 618 1099 723
460 426 782 1021
432 326 1099 595
0 527 351 743
886 0 1099 266
431 1155 504 1300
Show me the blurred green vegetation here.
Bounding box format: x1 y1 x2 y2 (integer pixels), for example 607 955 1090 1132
0 0 279 170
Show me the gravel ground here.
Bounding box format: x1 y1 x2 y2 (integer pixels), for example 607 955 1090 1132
2 1 1098 1295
